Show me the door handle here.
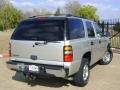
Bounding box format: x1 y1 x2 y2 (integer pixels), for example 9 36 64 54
35 42 41 45
35 41 47 46
91 41 94 45
99 40 101 44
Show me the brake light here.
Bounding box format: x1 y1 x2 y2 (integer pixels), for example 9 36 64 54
9 43 11 57
64 45 73 62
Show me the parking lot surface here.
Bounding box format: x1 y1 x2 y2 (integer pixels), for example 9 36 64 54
0 53 120 90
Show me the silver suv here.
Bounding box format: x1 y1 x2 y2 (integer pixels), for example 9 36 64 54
6 16 113 86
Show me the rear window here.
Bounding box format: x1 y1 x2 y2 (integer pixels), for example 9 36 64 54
11 19 65 41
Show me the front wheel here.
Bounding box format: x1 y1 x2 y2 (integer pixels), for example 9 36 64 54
99 48 113 65
73 58 90 87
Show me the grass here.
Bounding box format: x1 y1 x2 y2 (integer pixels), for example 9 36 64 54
0 30 13 53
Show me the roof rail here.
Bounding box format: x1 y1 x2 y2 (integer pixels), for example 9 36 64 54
29 14 74 18
28 14 87 20
71 15 85 19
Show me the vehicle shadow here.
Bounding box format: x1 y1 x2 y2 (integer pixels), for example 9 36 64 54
90 61 100 70
12 62 100 88
12 72 73 88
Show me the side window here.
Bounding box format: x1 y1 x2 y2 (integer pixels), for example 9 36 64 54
68 18 85 39
85 21 95 37
93 23 103 37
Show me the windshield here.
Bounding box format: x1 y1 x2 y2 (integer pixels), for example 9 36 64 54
11 19 65 41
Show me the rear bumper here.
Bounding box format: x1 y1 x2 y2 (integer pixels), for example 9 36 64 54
6 60 69 78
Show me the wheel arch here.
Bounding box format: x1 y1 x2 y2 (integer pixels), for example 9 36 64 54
107 43 111 49
82 51 91 64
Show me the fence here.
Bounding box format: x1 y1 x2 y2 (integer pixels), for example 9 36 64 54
99 19 120 51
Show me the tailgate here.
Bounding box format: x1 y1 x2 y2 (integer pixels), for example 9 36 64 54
11 40 64 62
10 19 66 63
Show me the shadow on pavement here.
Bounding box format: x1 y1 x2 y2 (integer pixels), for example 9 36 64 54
12 62 100 88
90 62 99 70
12 72 74 88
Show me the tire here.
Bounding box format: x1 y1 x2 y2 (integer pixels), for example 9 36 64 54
73 58 90 87
99 46 113 65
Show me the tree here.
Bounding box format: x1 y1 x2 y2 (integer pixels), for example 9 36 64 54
109 22 120 38
40 8 51 16
54 8 61 16
0 0 8 10
64 1 99 21
0 0 23 31
65 0 81 15
113 22 120 32
23 8 52 19
78 5 99 21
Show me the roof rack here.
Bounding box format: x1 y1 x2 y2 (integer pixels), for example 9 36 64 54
28 14 86 19
29 14 74 18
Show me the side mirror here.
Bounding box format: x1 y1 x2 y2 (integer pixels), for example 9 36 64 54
96 34 101 38
103 31 110 37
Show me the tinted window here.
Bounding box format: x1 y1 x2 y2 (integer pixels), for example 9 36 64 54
68 18 85 39
11 20 64 41
93 23 103 37
86 21 95 37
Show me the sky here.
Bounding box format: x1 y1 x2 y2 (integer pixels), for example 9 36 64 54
10 0 120 19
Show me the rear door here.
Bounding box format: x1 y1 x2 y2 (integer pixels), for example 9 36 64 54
85 21 100 64
93 22 108 59
11 19 65 62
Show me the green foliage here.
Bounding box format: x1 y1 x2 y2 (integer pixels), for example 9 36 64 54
65 1 99 21
0 0 100 31
113 22 120 32
0 1 22 31
54 8 61 16
78 5 99 21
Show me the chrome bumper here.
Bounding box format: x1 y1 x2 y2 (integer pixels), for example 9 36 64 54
6 61 68 78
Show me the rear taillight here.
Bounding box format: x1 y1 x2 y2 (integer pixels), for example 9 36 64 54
9 43 11 57
64 45 73 62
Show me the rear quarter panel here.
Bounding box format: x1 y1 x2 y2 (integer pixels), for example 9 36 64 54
64 38 91 76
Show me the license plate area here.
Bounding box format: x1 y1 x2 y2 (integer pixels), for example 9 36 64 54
29 65 39 72
28 65 45 73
